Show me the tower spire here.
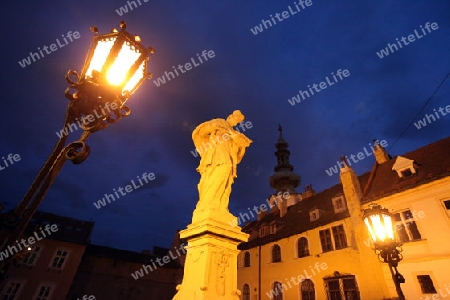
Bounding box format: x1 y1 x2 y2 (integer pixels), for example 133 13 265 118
270 125 300 193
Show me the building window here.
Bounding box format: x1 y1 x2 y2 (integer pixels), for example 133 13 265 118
319 229 333 252
442 200 450 217
310 209 319 221
259 226 267 238
332 225 348 250
297 237 310 258
393 210 422 242
271 282 283 300
2 282 22 300
401 169 413 177
417 275 437 294
320 225 347 252
22 246 41 266
301 279 315 300
244 252 250 267
49 249 68 270
332 196 346 213
35 285 52 300
272 244 281 263
270 222 277 234
243 284 250 300
324 275 360 300
443 200 450 210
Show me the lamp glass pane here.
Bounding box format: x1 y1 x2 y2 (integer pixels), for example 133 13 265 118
85 38 117 79
106 42 141 86
369 215 387 242
122 60 146 94
366 213 394 243
364 218 377 242
383 214 394 239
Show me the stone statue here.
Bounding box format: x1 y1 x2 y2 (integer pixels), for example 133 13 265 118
192 110 252 216
173 110 251 300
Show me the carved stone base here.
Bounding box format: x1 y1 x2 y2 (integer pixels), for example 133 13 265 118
173 216 249 300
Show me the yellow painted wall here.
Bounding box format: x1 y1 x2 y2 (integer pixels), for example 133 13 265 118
365 176 450 299
238 170 450 299
238 218 393 299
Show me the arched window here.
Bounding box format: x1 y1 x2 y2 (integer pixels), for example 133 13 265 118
244 251 250 267
297 237 310 258
301 279 315 300
272 281 283 300
324 273 360 300
272 244 281 262
243 284 250 300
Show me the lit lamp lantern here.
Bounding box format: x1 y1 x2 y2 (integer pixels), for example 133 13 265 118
65 21 155 120
363 204 395 248
363 204 405 300
61 21 155 162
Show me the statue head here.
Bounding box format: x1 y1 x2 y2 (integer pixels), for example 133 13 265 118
226 110 245 127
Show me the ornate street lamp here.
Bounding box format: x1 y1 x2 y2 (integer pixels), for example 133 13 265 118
363 204 405 300
65 21 155 123
0 21 154 281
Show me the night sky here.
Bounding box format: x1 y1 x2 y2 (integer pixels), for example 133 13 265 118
1 1 449 252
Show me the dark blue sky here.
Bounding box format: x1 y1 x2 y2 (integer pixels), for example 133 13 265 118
1 1 449 252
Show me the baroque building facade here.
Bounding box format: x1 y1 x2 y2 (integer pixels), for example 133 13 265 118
0 211 94 300
237 130 450 300
0 211 185 300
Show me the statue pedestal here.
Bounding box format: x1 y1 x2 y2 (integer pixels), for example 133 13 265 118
173 210 249 300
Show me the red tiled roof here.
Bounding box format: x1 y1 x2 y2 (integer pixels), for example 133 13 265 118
239 136 450 250
363 136 450 202
239 173 371 250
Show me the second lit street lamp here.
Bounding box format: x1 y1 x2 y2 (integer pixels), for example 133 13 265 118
363 203 405 300
0 21 155 279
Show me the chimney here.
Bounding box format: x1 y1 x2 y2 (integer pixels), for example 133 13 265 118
302 184 315 199
257 211 268 221
373 139 389 164
268 194 287 217
279 200 287 217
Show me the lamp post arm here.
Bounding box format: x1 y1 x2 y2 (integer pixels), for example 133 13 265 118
0 131 91 281
14 111 75 216
0 112 74 254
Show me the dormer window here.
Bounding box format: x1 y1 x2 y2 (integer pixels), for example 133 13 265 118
443 200 450 210
332 195 346 213
442 200 450 218
401 169 413 177
309 209 319 221
270 222 277 234
259 226 267 238
392 156 417 178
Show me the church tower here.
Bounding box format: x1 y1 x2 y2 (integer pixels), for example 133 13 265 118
269 125 301 216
